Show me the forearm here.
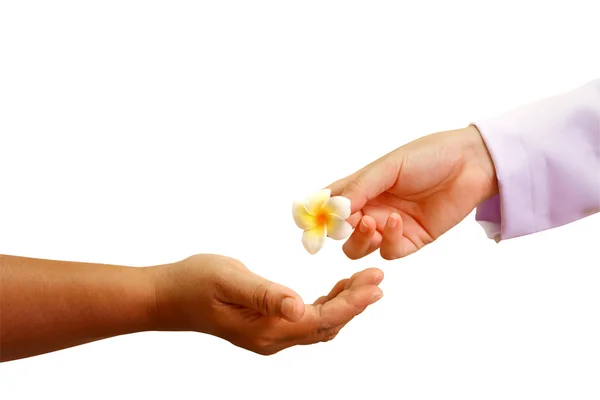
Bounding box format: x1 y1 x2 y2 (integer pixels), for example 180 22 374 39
0 254 157 362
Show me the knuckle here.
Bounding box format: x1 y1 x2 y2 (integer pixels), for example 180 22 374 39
345 177 363 194
252 282 274 314
216 258 246 281
219 263 237 278
222 257 246 272
382 158 400 179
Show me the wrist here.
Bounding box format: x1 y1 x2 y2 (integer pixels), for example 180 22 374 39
143 260 197 332
142 263 173 331
121 265 162 333
460 125 499 201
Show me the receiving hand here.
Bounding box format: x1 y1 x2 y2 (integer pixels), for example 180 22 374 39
327 126 498 260
149 254 384 355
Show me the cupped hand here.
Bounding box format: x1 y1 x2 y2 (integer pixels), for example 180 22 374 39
328 126 498 260
150 254 384 355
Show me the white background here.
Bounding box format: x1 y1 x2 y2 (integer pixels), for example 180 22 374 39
1 1 599 399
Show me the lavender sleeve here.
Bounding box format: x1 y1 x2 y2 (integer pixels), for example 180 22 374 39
472 79 600 241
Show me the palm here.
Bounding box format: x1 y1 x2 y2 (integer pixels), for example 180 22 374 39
219 268 383 354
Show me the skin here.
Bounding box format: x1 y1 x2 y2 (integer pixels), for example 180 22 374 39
0 254 384 362
328 125 498 260
0 125 497 361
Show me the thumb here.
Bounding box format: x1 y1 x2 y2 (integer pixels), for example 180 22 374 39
338 158 401 214
231 271 305 322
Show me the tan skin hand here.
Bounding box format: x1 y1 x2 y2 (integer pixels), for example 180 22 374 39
328 126 498 260
0 254 383 361
149 254 384 355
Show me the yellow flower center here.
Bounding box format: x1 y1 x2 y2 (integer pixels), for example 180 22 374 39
315 211 328 225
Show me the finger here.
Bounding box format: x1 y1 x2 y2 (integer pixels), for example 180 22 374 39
226 271 305 322
342 215 381 260
346 210 363 228
310 268 384 328
313 265 384 306
380 213 418 260
380 212 405 260
321 267 384 334
327 174 355 197
345 267 384 289
316 285 383 333
274 284 383 349
313 278 348 306
272 268 383 340
326 154 388 196
340 158 401 215
254 285 385 355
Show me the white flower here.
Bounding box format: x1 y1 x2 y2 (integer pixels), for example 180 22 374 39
292 189 353 254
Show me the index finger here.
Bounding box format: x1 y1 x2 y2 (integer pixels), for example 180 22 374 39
272 268 384 345
325 154 386 196
326 158 400 216
326 174 355 197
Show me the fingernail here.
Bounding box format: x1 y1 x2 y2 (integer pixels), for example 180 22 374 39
281 297 296 320
372 291 384 302
359 219 369 233
387 213 400 228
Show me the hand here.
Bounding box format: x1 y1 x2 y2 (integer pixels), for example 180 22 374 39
149 254 384 355
328 126 498 260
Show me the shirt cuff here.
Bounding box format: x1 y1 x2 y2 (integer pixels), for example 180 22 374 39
472 79 600 241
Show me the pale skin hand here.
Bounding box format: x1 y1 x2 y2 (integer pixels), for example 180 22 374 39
0 254 383 362
328 126 499 260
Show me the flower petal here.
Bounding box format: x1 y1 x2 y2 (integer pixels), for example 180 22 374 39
304 189 331 216
326 214 353 240
302 224 326 254
292 201 316 230
323 196 351 219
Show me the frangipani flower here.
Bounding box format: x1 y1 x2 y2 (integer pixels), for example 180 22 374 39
292 189 353 254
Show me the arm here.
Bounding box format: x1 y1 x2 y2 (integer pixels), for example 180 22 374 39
473 79 600 241
0 254 156 361
0 253 383 362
